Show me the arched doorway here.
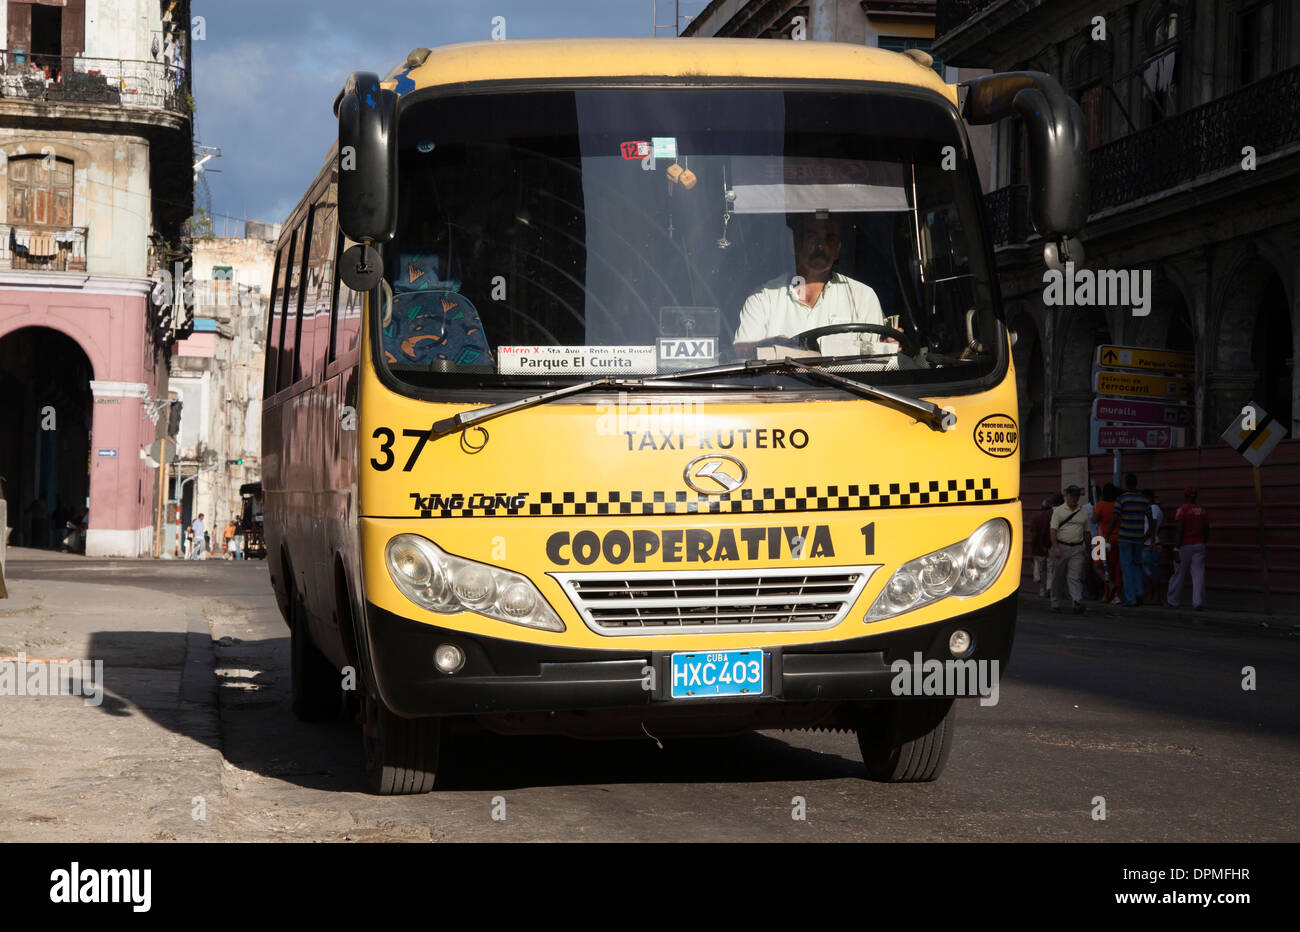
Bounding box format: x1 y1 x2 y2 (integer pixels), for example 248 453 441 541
1252 275 1293 431
1011 310 1048 460
0 327 94 549
1214 258 1289 434
1054 307 1113 455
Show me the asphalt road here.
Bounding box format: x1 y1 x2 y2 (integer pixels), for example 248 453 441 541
4 554 1298 841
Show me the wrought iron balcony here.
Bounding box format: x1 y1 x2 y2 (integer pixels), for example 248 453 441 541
0 224 87 272
936 0 1001 37
0 51 189 114
985 64 1300 245
1089 64 1300 213
984 184 1029 247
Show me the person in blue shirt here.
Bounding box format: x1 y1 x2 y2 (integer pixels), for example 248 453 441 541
1108 474 1152 606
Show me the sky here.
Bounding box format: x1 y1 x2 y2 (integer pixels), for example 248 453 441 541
192 0 710 232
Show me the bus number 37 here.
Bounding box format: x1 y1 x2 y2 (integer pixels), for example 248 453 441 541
371 427 433 472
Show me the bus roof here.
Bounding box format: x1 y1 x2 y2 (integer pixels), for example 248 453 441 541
383 38 955 104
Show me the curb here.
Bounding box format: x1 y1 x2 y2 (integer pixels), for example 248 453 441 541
1018 591 1300 637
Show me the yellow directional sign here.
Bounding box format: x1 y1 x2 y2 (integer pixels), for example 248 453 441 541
1095 370 1192 400
1095 345 1194 372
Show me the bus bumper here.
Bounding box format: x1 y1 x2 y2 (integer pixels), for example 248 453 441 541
364 592 1016 718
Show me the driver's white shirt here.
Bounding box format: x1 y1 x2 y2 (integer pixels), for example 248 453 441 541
734 272 886 354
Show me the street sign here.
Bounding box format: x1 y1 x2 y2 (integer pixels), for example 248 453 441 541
1095 345 1194 372
148 438 177 462
96 449 117 458
1093 397 1193 427
1221 401 1289 467
1095 370 1192 400
1098 426 1173 449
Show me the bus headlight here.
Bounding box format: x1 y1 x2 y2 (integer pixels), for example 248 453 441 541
864 519 1011 622
386 534 564 632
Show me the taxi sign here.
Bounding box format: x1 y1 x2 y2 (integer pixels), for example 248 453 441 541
1095 345 1194 373
1221 402 1288 467
1095 370 1192 400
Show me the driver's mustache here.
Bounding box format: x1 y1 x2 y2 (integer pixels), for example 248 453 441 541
811 248 829 260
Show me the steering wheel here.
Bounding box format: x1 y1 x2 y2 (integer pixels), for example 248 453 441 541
795 323 914 357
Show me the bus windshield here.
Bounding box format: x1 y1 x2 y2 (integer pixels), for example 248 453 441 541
381 85 1000 392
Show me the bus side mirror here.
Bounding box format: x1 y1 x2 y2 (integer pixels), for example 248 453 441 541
335 71 398 245
961 71 1089 261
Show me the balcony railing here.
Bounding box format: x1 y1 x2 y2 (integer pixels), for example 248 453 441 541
985 65 1300 245
0 51 189 114
935 0 1001 37
984 184 1029 247
0 224 87 271
1090 64 1300 213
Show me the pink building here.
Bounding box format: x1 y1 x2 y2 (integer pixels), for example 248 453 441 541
0 0 194 557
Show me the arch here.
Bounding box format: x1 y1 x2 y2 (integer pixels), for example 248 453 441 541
0 312 105 381
1009 306 1049 460
1132 267 1193 350
0 326 95 550
1211 254 1291 433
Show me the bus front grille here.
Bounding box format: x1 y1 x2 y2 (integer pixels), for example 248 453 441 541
550 566 878 636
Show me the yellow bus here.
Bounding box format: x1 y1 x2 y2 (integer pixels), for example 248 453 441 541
262 38 1086 793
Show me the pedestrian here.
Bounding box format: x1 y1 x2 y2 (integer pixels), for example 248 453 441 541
224 519 236 560
1092 483 1120 602
1030 495 1059 597
1143 488 1164 604
1109 473 1152 606
1050 484 1092 614
1167 486 1210 610
190 513 206 561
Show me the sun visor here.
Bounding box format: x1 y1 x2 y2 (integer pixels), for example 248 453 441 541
730 158 909 214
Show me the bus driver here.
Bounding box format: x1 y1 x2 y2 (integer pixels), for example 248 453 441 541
732 213 897 360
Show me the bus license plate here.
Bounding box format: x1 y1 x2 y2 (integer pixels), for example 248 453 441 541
669 650 765 700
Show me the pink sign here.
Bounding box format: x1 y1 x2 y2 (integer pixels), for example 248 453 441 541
1098 426 1173 449
1094 398 1193 427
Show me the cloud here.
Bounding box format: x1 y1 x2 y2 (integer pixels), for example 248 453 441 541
193 0 676 227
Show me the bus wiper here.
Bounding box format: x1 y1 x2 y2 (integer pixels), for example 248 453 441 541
430 355 947 439
617 355 949 431
776 357 950 432
429 375 774 439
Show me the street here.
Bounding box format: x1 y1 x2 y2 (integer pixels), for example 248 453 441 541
1 549 1296 842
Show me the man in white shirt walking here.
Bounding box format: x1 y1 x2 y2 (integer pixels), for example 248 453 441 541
732 214 896 360
190 513 206 561
1049 484 1093 614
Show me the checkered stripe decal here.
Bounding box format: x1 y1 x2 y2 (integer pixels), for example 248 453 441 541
413 478 1001 518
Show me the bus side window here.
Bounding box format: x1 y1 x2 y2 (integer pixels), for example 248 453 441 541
264 246 285 395
302 200 337 381
332 230 363 359
277 225 304 391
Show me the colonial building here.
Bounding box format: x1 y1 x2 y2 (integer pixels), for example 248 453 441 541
684 0 938 51
934 0 1299 458
168 224 275 555
0 0 193 556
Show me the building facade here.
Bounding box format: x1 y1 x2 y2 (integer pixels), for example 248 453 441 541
0 0 193 556
167 227 275 555
934 0 1299 459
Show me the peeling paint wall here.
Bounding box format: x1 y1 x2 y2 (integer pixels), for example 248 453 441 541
0 130 152 278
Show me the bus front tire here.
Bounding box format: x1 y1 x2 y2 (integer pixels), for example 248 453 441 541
362 696 442 794
290 596 343 723
856 697 955 783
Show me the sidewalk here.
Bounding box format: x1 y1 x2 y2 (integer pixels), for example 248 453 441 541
1018 589 1300 635
0 564 224 841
